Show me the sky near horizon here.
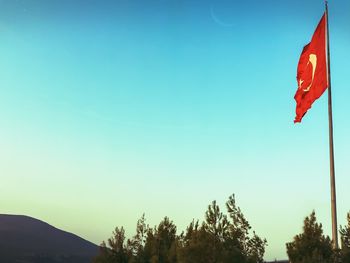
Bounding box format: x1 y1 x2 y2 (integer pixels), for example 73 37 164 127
1 0 350 260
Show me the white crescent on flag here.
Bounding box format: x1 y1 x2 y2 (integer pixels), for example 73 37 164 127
300 54 317 92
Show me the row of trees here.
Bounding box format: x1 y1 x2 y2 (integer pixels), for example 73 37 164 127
286 211 350 263
93 194 267 263
93 193 350 263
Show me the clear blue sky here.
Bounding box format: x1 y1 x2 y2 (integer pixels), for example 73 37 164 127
0 0 349 260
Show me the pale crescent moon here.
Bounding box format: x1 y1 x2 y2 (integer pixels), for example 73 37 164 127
303 54 317 92
210 7 235 27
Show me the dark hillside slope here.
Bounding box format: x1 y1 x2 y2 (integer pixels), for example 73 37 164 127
0 214 98 263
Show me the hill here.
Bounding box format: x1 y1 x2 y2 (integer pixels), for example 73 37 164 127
0 214 99 263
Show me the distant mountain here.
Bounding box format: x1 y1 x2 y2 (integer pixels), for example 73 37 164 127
0 214 99 263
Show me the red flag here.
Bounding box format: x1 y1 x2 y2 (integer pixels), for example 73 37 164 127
294 13 328 123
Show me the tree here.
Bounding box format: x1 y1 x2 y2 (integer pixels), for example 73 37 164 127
225 194 267 263
177 221 214 263
93 227 129 263
93 194 267 263
286 211 334 263
340 212 350 262
127 214 149 263
143 217 177 263
178 194 267 263
203 200 230 262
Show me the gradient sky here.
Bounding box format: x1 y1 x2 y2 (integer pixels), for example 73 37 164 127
1 0 350 260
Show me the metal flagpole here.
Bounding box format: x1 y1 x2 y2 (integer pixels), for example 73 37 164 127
325 0 338 250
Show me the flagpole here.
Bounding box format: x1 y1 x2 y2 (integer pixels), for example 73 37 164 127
325 0 338 250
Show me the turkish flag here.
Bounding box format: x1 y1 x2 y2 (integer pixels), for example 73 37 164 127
294 13 328 123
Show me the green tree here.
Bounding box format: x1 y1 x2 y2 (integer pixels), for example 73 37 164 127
94 194 267 263
203 200 230 262
178 194 267 263
245 231 267 263
340 212 350 262
143 217 177 263
127 214 149 263
93 227 129 263
225 194 267 263
177 221 214 263
286 211 334 263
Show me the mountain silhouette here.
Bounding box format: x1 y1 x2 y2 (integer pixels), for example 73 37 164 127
0 214 99 263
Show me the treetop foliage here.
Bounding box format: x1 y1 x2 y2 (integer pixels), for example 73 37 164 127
340 212 350 262
93 194 267 263
286 210 350 263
